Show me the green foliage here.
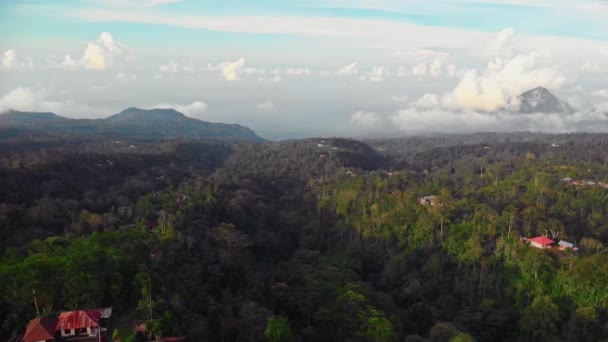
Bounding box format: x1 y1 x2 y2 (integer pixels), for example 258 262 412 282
264 315 293 342
3 136 608 341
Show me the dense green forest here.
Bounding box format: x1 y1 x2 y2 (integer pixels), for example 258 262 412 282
1 134 608 341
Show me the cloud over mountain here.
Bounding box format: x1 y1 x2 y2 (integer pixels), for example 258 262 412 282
81 32 130 70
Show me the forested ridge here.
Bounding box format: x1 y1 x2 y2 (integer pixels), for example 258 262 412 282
1 133 608 341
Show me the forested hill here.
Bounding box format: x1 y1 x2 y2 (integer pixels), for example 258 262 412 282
1 133 608 341
0 108 264 142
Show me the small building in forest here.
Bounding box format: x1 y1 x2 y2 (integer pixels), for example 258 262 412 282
558 240 578 251
529 236 554 249
23 317 58 342
22 308 111 342
57 310 102 339
420 196 440 206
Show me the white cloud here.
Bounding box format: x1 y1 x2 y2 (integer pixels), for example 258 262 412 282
258 75 281 82
444 52 566 112
337 62 358 76
0 87 108 118
208 58 248 81
81 32 129 70
151 101 208 118
285 68 311 75
429 59 442 77
597 102 608 112
390 108 608 133
593 89 608 98
116 72 137 81
159 60 179 72
482 28 515 57
351 110 380 127
242 67 266 75
2 49 17 69
412 63 427 76
256 101 276 113
446 64 457 77
223 58 245 81
1 49 34 70
61 54 78 68
393 48 449 60
367 66 387 82
410 93 440 109
0 87 37 112
411 59 442 77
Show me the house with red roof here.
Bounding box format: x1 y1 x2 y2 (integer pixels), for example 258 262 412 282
22 308 111 342
22 317 57 342
57 310 102 340
529 236 554 249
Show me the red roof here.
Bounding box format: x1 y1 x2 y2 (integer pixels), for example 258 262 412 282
530 236 554 246
23 317 57 342
57 310 101 330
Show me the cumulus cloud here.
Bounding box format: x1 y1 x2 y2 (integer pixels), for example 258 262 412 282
391 108 608 133
351 110 381 127
337 62 358 76
411 59 442 77
429 59 442 77
208 58 246 81
482 28 515 57
256 101 276 113
444 52 565 112
0 87 108 118
410 93 440 109
81 32 129 70
285 68 311 75
367 66 387 82
151 101 208 118
412 63 427 76
2 49 17 69
61 54 78 68
0 87 37 112
1 49 34 70
593 89 608 98
159 60 179 72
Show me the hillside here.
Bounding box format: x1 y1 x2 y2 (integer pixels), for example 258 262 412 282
0 108 264 142
1 133 608 342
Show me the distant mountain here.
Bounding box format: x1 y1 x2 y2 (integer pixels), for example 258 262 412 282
0 107 264 142
516 87 575 114
0 110 67 125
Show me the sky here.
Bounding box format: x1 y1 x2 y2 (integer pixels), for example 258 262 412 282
1 0 608 139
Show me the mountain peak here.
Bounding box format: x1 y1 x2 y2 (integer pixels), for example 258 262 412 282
108 107 188 123
517 87 574 115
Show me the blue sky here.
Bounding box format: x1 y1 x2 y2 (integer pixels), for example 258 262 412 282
2 0 607 44
1 0 608 138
